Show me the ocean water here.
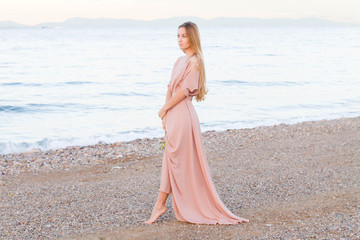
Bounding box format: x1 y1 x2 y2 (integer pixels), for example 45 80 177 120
0 26 359 154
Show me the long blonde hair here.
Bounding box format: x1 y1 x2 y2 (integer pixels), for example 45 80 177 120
178 21 208 102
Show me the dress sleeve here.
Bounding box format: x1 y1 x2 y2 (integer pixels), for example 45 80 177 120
179 60 200 97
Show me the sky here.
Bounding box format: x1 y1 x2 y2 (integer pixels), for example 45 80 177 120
1 0 359 25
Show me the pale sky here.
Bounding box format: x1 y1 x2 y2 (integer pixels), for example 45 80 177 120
1 0 359 25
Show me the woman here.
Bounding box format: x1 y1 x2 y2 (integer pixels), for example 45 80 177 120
145 22 249 225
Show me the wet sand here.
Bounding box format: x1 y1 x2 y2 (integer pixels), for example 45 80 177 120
1 116 359 239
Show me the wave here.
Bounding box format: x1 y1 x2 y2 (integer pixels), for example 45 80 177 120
0 105 28 112
0 103 88 113
219 79 307 86
0 102 135 113
63 81 94 85
0 82 43 87
0 128 164 155
100 92 151 97
1 81 97 87
0 104 61 113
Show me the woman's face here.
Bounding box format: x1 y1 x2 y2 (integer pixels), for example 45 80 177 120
177 27 191 51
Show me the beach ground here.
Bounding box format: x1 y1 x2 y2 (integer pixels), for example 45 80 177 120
1 117 359 239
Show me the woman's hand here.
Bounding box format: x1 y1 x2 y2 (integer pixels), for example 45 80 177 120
158 107 167 120
162 117 166 131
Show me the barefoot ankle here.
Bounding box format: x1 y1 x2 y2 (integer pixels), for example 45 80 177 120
145 206 167 224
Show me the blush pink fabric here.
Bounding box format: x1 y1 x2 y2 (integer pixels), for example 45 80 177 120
160 56 249 224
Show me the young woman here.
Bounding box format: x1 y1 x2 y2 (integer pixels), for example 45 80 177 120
145 21 249 225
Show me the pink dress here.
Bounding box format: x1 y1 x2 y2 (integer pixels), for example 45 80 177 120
160 55 249 224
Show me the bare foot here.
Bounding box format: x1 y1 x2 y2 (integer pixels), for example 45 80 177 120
144 205 167 224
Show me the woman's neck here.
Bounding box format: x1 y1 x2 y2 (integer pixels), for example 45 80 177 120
184 48 195 58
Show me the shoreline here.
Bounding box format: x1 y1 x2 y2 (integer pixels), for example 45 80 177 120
1 115 350 156
0 116 359 176
1 116 359 239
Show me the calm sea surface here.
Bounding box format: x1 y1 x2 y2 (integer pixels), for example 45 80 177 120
0 26 359 154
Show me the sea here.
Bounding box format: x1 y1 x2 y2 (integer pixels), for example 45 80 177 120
1 26 359 154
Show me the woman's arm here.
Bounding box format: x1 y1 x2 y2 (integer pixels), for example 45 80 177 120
165 87 171 103
159 89 186 119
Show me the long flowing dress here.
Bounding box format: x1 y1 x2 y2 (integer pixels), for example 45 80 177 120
160 55 249 224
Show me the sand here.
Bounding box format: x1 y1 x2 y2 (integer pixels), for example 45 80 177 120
1 116 359 239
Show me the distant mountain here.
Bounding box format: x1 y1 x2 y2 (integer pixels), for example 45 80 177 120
0 17 358 29
37 17 146 28
35 17 206 28
206 17 351 27
0 20 30 28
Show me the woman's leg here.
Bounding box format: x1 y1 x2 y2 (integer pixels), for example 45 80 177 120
144 191 169 224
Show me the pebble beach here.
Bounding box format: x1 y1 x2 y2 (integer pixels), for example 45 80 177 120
1 116 359 239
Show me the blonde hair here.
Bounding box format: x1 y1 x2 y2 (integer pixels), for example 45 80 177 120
178 21 208 102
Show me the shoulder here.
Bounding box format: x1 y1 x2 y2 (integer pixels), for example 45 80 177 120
188 55 200 70
174 56 184 65
189 55 199 64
